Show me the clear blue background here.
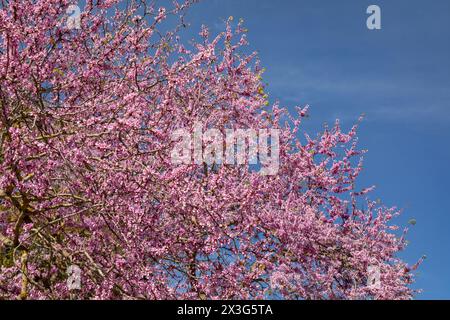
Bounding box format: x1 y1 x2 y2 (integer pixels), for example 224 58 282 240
180 0 450 299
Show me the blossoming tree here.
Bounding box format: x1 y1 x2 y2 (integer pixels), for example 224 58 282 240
0 0 419 299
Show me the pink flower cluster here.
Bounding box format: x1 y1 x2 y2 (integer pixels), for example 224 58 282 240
0 0 419 299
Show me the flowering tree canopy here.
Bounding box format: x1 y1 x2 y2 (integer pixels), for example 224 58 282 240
0 0 419 299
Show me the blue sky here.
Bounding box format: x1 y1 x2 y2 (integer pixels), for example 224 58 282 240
180 0 450 299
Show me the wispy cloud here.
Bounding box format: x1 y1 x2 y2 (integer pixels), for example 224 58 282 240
264 64 450 124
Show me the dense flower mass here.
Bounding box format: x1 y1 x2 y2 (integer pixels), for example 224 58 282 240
0 0 419 299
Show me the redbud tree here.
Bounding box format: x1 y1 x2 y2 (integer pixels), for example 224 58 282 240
0 0 420 299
